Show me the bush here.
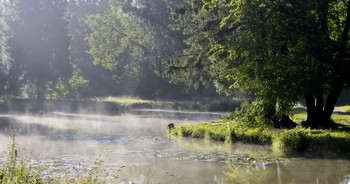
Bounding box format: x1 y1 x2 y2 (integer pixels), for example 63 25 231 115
274 127 350 156
273 127 309 154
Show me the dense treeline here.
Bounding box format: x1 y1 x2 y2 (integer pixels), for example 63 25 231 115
0 0 349 128
0 0 218 100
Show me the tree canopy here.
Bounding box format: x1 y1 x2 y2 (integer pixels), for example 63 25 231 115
85 0 217 98
9 0 72 100
0 0 349 129
198 0 350 127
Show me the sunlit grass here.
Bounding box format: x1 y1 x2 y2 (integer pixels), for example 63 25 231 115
94 96 172 106
92 96 240 111
170 121 350 156
291 104 350 126
340 105 350 112
169 122 274 145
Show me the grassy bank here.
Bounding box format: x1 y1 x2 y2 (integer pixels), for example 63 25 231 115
169 108 350 157
170 123 350 157
169 122 273 144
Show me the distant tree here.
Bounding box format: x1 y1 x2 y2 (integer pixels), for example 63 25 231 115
164 0 233 91
9 0 72 100
201 0 350 128
85 0 207 98
67 0 120 97
0 1 21 99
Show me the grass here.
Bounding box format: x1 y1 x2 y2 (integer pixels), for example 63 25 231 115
169 112 350 157
340 105 350 112
291 104 350 127
169 122 273 144
273 127 350 156
94 96 173 107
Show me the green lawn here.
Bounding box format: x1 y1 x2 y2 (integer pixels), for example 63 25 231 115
291 104 350 126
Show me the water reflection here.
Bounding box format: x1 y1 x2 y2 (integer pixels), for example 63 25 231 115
222 159 350 184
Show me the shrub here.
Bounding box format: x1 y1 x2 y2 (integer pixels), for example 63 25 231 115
274 127 309 154
274 127 350 156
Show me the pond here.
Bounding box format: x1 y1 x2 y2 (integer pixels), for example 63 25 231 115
0 109 349 183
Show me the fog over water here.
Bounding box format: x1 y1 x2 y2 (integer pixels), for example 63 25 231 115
0 110 230 183
0 110 349 183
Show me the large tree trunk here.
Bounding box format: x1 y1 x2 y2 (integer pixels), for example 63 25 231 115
304 93 338 128
304 95 323 128
322 79 343 123
304 0 350 128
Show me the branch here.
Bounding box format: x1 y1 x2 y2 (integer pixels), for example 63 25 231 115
97 18 153 55
342 0 348 6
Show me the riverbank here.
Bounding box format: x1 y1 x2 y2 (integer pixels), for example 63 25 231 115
169 122 350 157
169 106 350 157
0 96 240 114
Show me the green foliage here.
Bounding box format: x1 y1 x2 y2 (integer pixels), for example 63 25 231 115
68 71 89 98
273 127 309 154
199 0 350 127
85 4 145 72
46 78 69 99
274 127 350 156
45 72 89 99
171 121 350 156
85 0 198 98
163 0 226 89
228 100 274 128
169 122 273 144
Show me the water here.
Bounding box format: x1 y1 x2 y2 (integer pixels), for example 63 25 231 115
0 110 349 183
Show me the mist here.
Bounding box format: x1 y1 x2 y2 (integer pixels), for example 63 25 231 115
0 107 229 183
0 0 350 183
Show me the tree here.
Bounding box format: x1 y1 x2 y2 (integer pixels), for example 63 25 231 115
67 0 119 97
85 0 210 98
163 0 226 90
201 0 350 128
10 0 72 100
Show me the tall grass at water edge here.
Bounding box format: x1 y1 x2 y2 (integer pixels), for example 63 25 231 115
169 122 350 157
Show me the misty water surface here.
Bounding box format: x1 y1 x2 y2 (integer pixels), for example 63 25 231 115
0 110 349 183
